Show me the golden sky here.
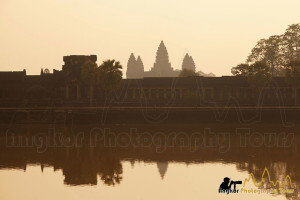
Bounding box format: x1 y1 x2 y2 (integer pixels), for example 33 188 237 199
0 0 300 76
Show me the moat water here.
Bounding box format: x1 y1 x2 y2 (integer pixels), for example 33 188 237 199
0 123 299 200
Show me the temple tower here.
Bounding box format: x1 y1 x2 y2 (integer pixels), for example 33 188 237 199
136 56 144 78
151 41 174 77
126 53 145 78
126 53 137 78
182 53 196 72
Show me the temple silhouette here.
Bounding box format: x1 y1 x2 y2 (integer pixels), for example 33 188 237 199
0 42 299 108
126 41 209 78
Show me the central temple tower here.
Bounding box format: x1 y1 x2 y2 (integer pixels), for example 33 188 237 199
151 41 174 77
126 40 180 78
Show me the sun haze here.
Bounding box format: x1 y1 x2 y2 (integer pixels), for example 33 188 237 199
0 0 300 76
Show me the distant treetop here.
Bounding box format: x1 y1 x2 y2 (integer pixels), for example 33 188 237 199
232 23 300 77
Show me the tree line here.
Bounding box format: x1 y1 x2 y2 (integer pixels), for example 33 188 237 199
231 23 300 105
231 23 300 78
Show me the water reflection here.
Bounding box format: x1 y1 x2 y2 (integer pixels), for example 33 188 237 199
0 123 299 199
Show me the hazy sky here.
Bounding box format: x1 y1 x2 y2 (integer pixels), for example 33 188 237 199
0 0 300 76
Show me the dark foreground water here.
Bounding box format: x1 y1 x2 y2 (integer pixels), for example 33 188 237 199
0 123 299 200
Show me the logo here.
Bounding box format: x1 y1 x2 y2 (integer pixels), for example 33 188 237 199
241 167 295 195
218 167 295 196
218 177 242 195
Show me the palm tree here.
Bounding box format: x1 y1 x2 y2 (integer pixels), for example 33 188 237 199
80 60 99 105
98 60 123 97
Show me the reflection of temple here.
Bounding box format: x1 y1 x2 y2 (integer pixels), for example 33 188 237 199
0 123 299 200
157 162 168 179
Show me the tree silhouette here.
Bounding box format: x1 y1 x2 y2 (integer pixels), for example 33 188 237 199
231 63 251 76
233 23 300 77
247 61 271 88
98 60 123 97
247 35 285 76
98 157 123 186
232 61 271 88
283 24 300 61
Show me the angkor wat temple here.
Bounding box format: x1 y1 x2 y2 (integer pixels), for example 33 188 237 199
126 41 203 78
0 51 299 108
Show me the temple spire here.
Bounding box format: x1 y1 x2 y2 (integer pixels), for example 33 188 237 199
126 53 137 78
136 56 144 78
152 40 173 77
126 53 145 78
182 53 196 72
